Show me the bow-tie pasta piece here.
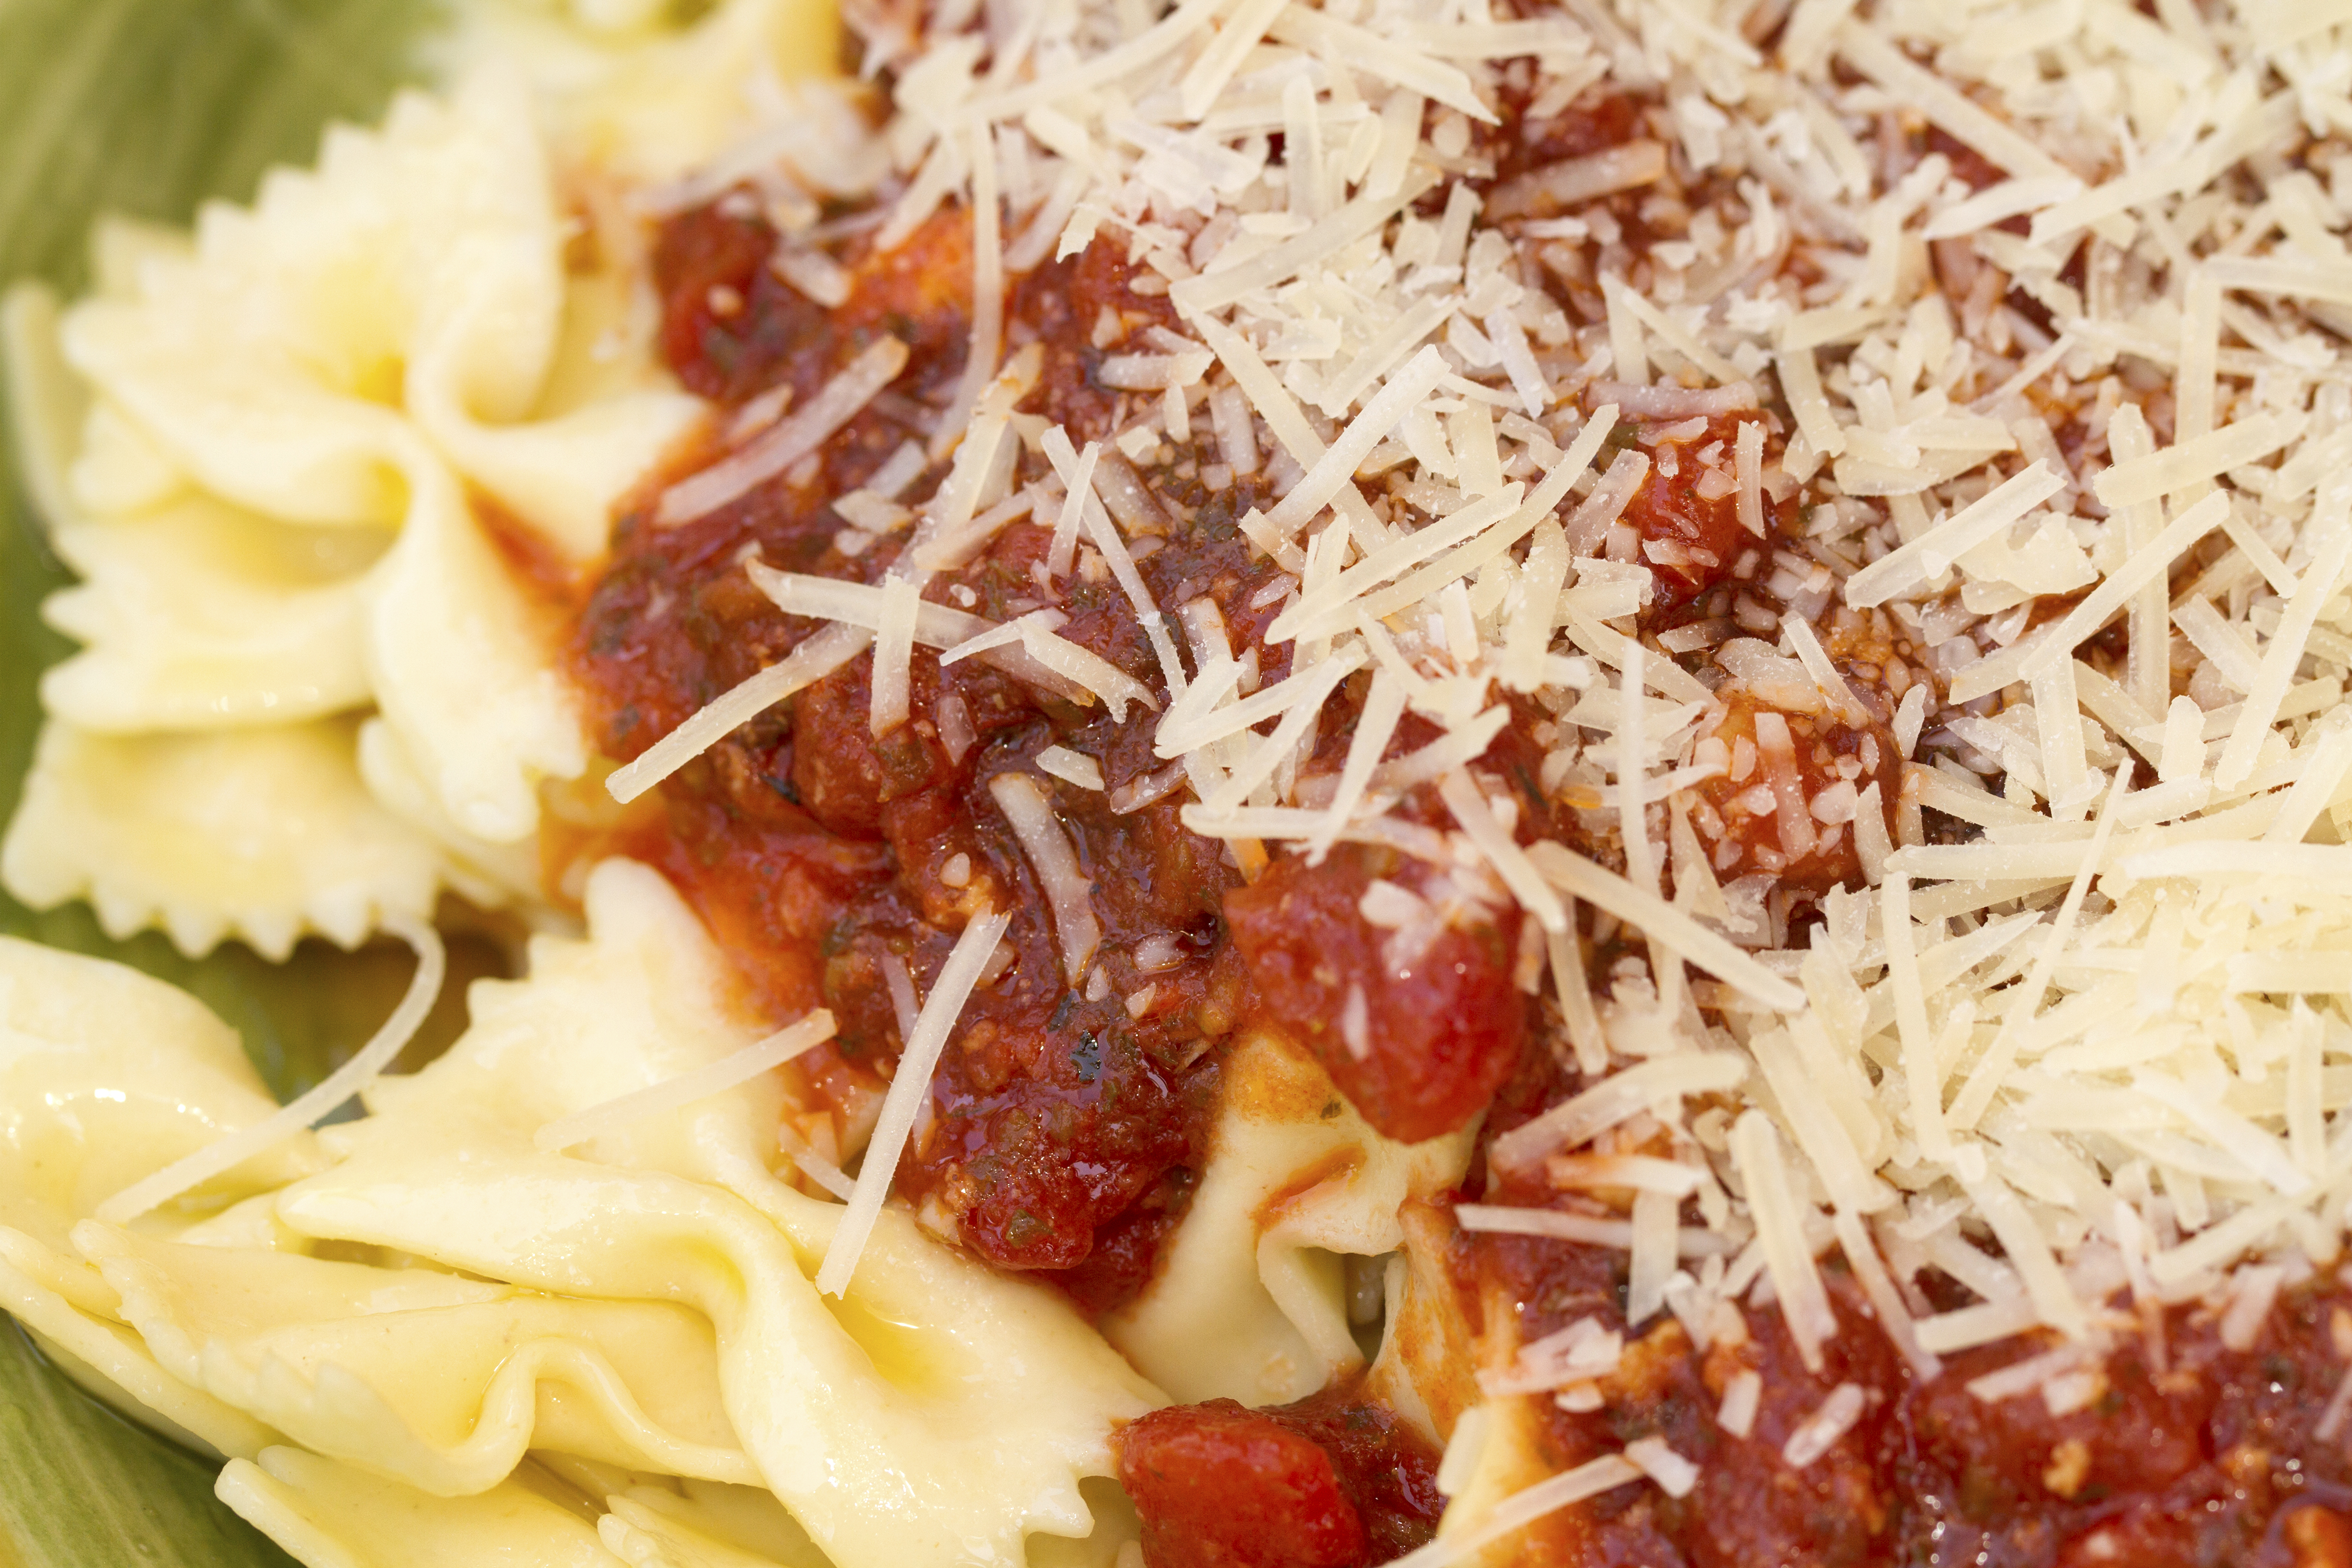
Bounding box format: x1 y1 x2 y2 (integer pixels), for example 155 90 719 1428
218 1449 627 1568
50 72 696 559
74 1225 759 1495
278 860 1161 1568
1101 1035 1475 1415
17 68 721 866
1 717 443 959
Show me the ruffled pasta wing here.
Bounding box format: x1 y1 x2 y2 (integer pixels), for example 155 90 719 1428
217 1449 628 1568
358 453 589 845
0 934 320 1241
26 73 720 855
39 496 385 732
75 1225 760 1495
57 80 557 530
51 70 696 560
0 717 443 958
279 860 1160 1568
1102 1034 1476 1410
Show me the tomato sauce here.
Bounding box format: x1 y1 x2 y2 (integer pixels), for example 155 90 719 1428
1117 1378 1444 1568
554 63 2123 1555
574 200 1314 1303
1458 1051 2352 1568
1226 841 1526 1145
561 72 1902 1316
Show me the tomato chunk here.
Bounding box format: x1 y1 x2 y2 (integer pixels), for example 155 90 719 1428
1621 433 1753 611
1265 1381 1444 1561
1117 1400 1368 1568
1224 842 1526 1144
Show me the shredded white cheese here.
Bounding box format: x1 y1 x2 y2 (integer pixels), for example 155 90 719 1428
536 1010 838 1152
656 337 910 527
96 919 446 1225
815 907 1009 1297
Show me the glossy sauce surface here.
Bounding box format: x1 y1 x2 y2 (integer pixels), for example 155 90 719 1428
1462 1050 2352 1568
1117 1380 1444 1568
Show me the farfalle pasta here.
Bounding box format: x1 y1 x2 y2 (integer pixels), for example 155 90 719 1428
3 63 703 954
1 861 1160 1565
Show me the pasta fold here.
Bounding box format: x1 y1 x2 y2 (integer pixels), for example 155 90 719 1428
78 1225 761 1493
216 1449 629 1568
276 860 1162 1568
1103 1033 1476 1409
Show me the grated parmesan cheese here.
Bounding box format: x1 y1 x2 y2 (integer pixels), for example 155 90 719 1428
535 1009 837 1153
815 907 1009 1297
656 337 910 527
609 0 2352 1469
96 920 446 1225
988 774 1102 983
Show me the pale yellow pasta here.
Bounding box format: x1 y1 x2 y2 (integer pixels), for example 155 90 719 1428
0 935 323 1455
217 1449 630 1568
356 450 589 845
281 859 1160 1568
1103 1034 1475 1409
0 934 322 1241
0 1229 282 1463
353 717 546 909
63 80 560 527
0 718 444 959
597 1491 810 1568
606 1480 833 1568
470 0 855 189
12 66 718 899
40 496 385 732
0 862 1172 1564
77 1224 760 1494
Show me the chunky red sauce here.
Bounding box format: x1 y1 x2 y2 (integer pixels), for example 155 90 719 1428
1117 1378 1444 1567
1462 1051 2352 1568
562 18 1867 1310
577 220 1243 1307
546 63 2249 1568
570 205 1588 1303
1226 841 1525 1146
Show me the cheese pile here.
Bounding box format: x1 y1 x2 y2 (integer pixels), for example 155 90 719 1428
619 0 2352 1416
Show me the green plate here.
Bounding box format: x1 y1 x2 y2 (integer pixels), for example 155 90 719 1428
0 0 449 1561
